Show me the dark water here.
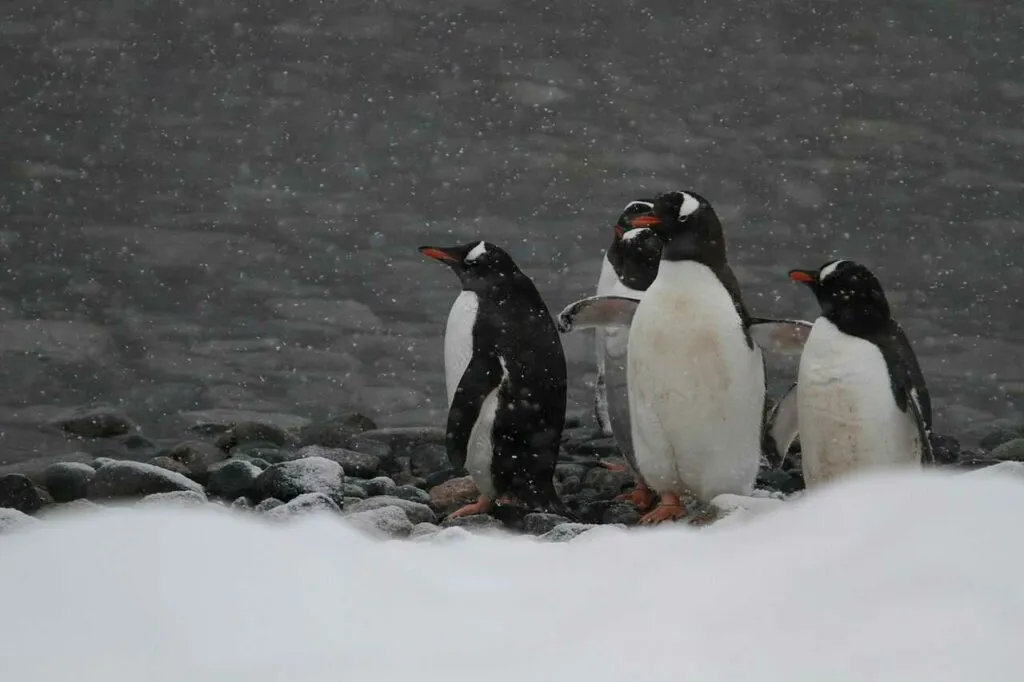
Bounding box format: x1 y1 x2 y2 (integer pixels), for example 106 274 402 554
0 0 1021 463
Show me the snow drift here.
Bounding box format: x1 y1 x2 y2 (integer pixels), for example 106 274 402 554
1 467 1022 682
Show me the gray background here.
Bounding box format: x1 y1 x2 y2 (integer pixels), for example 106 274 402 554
1 0 1021 464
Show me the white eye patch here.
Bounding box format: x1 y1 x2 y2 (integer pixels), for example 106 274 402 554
622 200 655 214
465 241 487 263
819 259 849 281
678 192 700 219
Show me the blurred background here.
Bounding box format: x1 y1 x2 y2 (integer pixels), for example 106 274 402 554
0 0 1021 464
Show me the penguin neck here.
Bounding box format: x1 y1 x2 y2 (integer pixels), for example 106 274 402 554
659 233 726 269
822 304 892 338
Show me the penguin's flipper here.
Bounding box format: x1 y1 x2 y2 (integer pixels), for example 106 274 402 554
748 318 813 355
908 388 935 466
557 295 640 333
763 382 799 468
445 351 504 471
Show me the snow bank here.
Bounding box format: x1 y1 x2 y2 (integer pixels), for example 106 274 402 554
1 468 1022 682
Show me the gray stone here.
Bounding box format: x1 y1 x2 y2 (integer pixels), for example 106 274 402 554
137 490 208 508
980 428 1023 452
364 476 397 497
267 492 341 518
254 498 284 512
540 523 602 542
440 514 505 532
53 405 137 439
231 496 253 510
206 459 262 499
343 483 368 499
346 435 393 459
358 427 446 450
43 462 95 502
178 409 311 435
406 442 449 477
583 466 634 499
149 455 192 477
346 505 414 537
87 460 205 500
252 456 346 507
990 438 1024 462
215 421 293 451
0 507 38 534
409 522 441 539
392 484 431 505
166 440 228 481
345 495 436 524
37 498 102 518
602 501 642 526
294 445 381 478
524 512 571 535
0 474 53 514
232 443 294 463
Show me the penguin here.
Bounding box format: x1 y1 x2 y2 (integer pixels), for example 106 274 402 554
418 240 571 518
593 199 659 437
576 223 663 510
557 190 811 524
788 258 934 487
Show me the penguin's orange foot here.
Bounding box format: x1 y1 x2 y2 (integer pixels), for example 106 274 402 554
614 483 656 512
599 460 628 472
448 496 493 519
638 493 687 525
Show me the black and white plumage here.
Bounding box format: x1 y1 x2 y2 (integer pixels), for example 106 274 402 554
419 240 570 518
788 259 933 487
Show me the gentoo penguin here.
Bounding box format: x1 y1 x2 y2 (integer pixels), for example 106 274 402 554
564 224 662 510
557 191 811 524
788 258 934 487
418 241 571 518
593 199 658 436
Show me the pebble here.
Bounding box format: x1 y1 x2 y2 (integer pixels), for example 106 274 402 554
266 492 341 518
539 522 599 542
37 499 102 518
345 495 436 524
346 435 393 459
346 505 414 538
582 466 633 499
179 409 311 436
252 456 347 508
979 427 1023 452
149 455 192 477
294 445 381 478
565 436 620 458
409 522 441 539
392 484 431 504
364 476 397 497
166 440 228 482
523 512 572 535
342 483 368 499
43 462 96 502
254 498 284 512
989 438 1024 462
407 442 449 477
206 459 262 500
137 490 209 508
0 507 38 534
929 433 962 465
233 443 293 463
358 427 446 450
428 476 478 514
231 496 253 510
0 474 52 514
87 460 205 500
601 501 641 526
215 421 293 451
53 405 137 438
440 514 505 532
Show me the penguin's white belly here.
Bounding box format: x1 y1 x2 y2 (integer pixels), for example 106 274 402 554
627 262 765 501
444 291 478 405
465 385 499 499
797 318 921 488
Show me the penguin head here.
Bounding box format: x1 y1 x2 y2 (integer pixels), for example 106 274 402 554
789 259 892 333
614 228 662 290
612 199 658 240
633 190 728 266
418 240 523 291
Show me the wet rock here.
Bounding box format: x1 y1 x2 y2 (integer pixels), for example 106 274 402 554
392 484 431 505
980 427 1023 452
252 456 346 507
119 433 157 453
266 492 341 519
0 507 37 534
582 466 633 499
232 442 293 464
343 483 368 499
358 426 446 450
166 441 228 482
409 522 441 539
601 501 641 526
43 462 95 502
440 514 505 532
297 413 378 448
929 433 962 465
149 455 192 477
407 442 448 477
254 498 284 513
0 474 53 514
87 460 205 500
179 409 311 436
524 512 571 535
364 476 397 497
294 445 381 478
346 505 414 538
137 490 208 508
345 496 436 524
206 459 262 500
215 421 293 452
540 523 599 542
423 468 463 490
989 438 1024 462
53 405 137 439
428 476 478 514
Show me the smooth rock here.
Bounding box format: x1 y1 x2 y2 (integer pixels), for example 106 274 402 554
252 456 346 507
524 512 571 535
179 409 311 435
346 505 414 538
428 475 478 513
53 405 137 438
254 498 284 512
0 507 38 533
345 496 436 524
440 514 505 532
980 427 1023 452
364 476 397 497
87 460 205 500
343 483 368 499
0 474 52 514
540 522 598 542
358 426 446 450
989 438 1024 462
297 421 358 449
137 490 208 508
232 443 293 464
215 421 293 451
392 484 431 505
206 459 262 500
294 445 381 478
43 462 95 502
266 492 341 518
166 440 228 481
407 442 448 477
409 522 441 539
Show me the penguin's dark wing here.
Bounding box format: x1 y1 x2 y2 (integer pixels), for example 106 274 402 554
445 350 503 471
872 322 934 464
763 382 799 468
748 318 813 356
556 295 639 333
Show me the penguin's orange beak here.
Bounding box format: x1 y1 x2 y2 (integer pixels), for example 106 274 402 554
788 269 817 283
419 246 459 264
629 215 662 228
